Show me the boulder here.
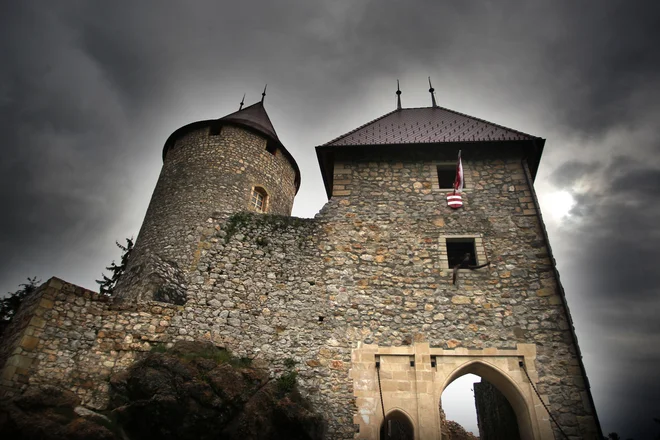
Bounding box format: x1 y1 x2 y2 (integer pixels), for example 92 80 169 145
0 385 120 440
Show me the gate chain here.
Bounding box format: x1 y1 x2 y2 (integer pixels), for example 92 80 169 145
521 360 570 439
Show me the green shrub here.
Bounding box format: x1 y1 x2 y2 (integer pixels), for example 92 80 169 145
276 371 298 395
150 343 168 353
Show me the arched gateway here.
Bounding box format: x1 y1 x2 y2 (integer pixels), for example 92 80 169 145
351 342 555 439
380 410 415 440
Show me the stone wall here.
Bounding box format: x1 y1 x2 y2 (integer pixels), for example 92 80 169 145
0 279 178 408
312 147 597 438
475 379 521 440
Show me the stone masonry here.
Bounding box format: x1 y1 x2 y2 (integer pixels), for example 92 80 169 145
0 101 601 439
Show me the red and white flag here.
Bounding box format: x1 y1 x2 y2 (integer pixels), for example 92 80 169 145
453 150 463 193
447 151 463 209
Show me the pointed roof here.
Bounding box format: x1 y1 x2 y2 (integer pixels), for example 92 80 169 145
218 101 282 144
316 105 545 198
324 106 538 147
163 100 300 192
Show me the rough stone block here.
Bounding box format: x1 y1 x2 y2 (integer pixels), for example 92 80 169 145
20 336 40 351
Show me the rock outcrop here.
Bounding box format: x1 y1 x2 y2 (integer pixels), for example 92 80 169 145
0 385 120 440
0 341 326 440
109 340 325 440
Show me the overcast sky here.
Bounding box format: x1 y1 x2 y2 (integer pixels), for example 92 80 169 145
1 1 659 438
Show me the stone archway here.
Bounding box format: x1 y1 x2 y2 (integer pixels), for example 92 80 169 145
440 360 531 440
380 409 415 440
351 342 554 440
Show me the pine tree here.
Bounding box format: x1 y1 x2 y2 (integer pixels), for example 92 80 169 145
0 277 41 337
96 238 134 295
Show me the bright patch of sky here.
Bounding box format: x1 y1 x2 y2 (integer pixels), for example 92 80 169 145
441 373 480 435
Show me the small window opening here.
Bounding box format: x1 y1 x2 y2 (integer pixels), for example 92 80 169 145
250 187 268 212
265 140 277 155
437 165 456 189
318 316 324 322
446 238 477 268
209 124 222 136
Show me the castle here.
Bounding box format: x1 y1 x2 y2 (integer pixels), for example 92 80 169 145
0 88 601 439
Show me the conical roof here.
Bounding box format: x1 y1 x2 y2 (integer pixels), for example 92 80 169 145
218 101 282 144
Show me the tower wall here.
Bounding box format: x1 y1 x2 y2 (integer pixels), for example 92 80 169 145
115 123 298 303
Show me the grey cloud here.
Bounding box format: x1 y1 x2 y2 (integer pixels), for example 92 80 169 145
549 161 600 188
2 1 660 437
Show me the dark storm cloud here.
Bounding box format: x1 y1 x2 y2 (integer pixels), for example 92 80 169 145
550 156 660 437
1 0 659 437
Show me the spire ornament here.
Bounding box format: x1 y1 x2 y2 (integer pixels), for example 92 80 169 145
396 80 402 110
428 77 438 108
261 84 267 103
239 93 245 110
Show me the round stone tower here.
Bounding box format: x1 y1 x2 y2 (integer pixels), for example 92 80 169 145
114 100 300 304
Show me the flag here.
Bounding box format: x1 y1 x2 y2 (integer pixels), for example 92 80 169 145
453 150 463 194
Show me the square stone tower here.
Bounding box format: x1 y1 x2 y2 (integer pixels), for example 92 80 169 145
314 101 601 439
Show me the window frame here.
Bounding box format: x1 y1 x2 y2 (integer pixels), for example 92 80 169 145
438 234 487 272
249 186 269 213
432 160 469 191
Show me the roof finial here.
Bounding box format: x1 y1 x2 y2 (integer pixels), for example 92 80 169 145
239 93 245 110
261 84 267 103
396 79 402 110
428 77 437 108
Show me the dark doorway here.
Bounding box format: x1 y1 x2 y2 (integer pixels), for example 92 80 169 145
380 410 414 440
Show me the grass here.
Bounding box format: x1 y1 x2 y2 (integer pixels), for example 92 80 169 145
150 343 252 367
150 343 168 353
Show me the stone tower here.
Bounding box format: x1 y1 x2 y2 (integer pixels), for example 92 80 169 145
114 99 300 304
314 100 602 439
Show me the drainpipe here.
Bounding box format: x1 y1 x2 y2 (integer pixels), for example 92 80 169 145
521 153 604 440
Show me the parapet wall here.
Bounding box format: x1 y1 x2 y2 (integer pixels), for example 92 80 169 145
0 279 180 408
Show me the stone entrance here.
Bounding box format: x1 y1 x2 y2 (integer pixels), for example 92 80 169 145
380 410 415 440
351 341 554 440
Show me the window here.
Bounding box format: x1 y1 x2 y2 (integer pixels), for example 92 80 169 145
446 238 477 268
265 140 277 155
438 235 486 271
437 165 456 189
209 124 222 136
250 187 268 212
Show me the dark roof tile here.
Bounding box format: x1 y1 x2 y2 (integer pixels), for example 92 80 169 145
324 106 539 146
